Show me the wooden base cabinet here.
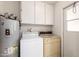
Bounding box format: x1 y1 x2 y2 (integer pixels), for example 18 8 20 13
43 36 61 57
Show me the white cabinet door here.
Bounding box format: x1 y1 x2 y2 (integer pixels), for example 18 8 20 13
46 4 53 25
35 2 45 24
21 1 34 24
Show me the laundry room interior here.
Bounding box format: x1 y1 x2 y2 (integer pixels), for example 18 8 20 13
0 1 79 57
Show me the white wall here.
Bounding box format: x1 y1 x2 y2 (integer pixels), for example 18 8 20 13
21 24 52 32
53 1 75 56
0 1 20 20
53 1 74 36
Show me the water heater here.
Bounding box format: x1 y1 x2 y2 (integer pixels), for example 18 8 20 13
0 19 19 57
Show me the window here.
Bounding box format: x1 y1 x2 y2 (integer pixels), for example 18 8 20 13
65 2 79 31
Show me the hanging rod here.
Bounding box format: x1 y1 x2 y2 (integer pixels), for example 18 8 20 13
63 1 79 9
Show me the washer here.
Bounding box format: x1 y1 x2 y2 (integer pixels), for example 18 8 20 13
20 32 43 57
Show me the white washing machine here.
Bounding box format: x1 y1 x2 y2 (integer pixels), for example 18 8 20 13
20 32 43 57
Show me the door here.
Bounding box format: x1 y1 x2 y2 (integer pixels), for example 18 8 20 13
64 2 79 57
43 37 60 57
46 4 53 25
21 1 35 24
35 1 45 24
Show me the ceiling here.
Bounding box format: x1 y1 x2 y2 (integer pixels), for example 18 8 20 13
43 1 58 5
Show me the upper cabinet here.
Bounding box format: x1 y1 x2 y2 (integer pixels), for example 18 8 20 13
21 1 54 25
45 4 53 25
35 2 45 24
21 1 35 24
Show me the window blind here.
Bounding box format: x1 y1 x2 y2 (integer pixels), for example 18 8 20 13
64 2 79 31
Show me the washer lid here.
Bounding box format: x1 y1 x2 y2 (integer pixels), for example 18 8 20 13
21 32 41 39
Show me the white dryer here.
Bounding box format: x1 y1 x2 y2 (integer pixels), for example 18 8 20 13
20 32 43 57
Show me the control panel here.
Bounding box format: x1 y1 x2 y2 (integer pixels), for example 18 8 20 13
5 29 10 35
